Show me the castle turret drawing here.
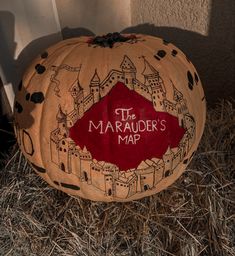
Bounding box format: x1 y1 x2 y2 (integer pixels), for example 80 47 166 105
104 174 113 196
69 72 84 119
142 57 166 111
151 158 165 184
90 69 101 103
79 146 92 184
136 160 155 192
163 147 174 177
172 81 188 126
50 105 69 165
120 55 136 90
57 105 68 137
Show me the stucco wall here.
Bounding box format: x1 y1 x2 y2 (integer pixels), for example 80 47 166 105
131 0 211 34
127 0 235 103
0 0 62 111
56 0 131 35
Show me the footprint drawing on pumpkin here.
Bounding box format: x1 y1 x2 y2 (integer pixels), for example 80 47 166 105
171 49 178 57
152 44 200 93
34 52 48 74
154 50 167 60
15 80 45 157
187 70 200 90
25 92 45 103
14 51 48 156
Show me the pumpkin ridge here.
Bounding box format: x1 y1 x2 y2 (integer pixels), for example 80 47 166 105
164 50 202 147
135 40 189 121
136 39 175 86
39 43 85 184
137 38 205 156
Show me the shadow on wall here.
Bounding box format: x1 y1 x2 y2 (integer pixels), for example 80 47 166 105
15 26 94 93
0 11 94 96
0 11 95 155
0 11 17 87
0 10 60 95
122 0 235 103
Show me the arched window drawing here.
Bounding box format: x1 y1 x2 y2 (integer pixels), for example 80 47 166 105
60 162 65 171
144 184 150 191
83 171 88 182
165 170 170 177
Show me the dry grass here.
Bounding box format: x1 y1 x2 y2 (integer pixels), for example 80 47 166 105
0 100 234 256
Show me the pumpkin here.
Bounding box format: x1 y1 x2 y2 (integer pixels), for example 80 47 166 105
14 33 206 202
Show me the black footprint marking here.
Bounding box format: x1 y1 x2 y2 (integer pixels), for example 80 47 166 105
41 51 48 59
53 181 81 190
194 72 199 84
187 71 194 90
30 92 45 103
171 49 178 57
15 101 23 113
35 64 46 74
162 39 170 45
61 183 80 190
31 163 46 173
155 50 167 60
187 70 200 90
25 92 45 103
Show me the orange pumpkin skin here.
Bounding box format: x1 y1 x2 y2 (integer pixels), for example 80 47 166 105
14 34 206 202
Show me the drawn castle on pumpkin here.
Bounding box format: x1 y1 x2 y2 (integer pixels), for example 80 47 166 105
50 55 196 199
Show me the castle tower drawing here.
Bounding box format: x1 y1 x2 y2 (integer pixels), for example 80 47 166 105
162 147 174 177
172 81 188 126
90 69 101 103
58 138 75 173
68 142 81 175
103 163 119 196
69 72 84 119
104 174 113 196
57 105 68 137
136 160 155 192
142 57 166 111
79 146 92 184
151 158 165 184
114 174 138 198
120 55 136 90
50 105 68 166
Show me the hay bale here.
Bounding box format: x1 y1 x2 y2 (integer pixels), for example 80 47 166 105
0 100 234 256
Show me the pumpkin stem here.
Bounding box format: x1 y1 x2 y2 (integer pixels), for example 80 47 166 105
87 32 137 48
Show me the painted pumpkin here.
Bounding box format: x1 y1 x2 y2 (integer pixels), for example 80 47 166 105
14 33 206 202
